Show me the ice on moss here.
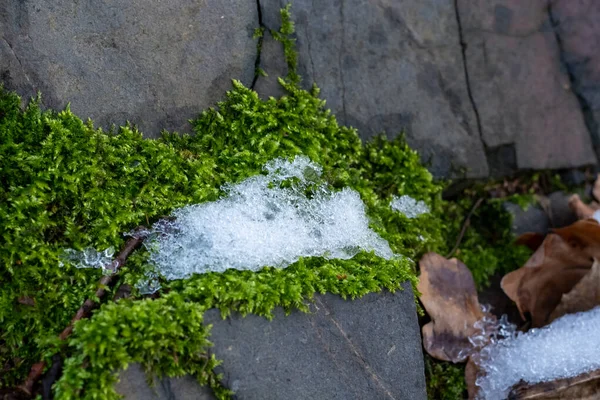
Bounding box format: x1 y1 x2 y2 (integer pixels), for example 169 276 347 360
475 307 600 400
390 195 429 218
141 156 394 280
59 247 115 273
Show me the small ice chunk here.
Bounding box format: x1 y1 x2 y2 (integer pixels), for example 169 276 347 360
475 307 600 400
143 156 394 280
390 195 429 218
135 272 161 295
59 247 115 273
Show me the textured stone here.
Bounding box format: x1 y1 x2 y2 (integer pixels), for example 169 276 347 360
550 1 600 157
204 283 426 400
547 191 578 228
504 202 550 236
0 0 258 137
115 363 215 400
458 0 596 170
257 0 489 178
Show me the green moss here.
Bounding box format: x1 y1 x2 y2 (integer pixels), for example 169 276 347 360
0 5 446 397
0 3 542 398
424 357 467 400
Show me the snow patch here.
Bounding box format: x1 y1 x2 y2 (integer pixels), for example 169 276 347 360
141 156 394 280
476 307 600 400
390 195 429 218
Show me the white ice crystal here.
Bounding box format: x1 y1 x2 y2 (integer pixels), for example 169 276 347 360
59 247 115 273
390 195 429 218
475 307 600 400
141 156 394 280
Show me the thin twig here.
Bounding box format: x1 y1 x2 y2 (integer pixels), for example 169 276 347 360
17 233 144 396
446 198 484 259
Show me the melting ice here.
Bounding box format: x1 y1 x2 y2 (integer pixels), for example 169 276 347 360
59 247 115 273
475 306 600 400
140 156 394 280
390 195 429 218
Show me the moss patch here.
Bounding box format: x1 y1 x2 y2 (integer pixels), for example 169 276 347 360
0 4 539 399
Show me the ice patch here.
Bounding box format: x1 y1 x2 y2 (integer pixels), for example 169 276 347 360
141 156 394 280
390 195 429 218
475 307 600 400
59 247 115 274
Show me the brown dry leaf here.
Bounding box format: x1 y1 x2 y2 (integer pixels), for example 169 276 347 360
553 219 600 260
515 232 546 252
508 368 600 399
548 259 600 323
465 356 481 400
501 232 592 327
418 252 485 363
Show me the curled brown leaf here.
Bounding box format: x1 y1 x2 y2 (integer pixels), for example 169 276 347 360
418 252 485 363
548 259 600 324
501 232 593 327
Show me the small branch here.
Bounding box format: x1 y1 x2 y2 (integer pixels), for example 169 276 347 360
17 233 144 396
446 198 484 259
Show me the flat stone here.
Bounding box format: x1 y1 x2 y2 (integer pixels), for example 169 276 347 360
504 202 550 236
115 363 215 400
0 0 258 137
550 1 600 157
458 0 596 170
257 0 489 178
204 283 426 400
547 191 578 228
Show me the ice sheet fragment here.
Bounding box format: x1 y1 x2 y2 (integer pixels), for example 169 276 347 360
142 156 394 280
59 247 115 273
390 195 429 218
475 307 600 400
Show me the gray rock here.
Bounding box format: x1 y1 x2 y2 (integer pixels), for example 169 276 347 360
204 283 426 400
115 363 216 400
504 202 550 236
0 0 258 137
257 0 489 178
549 1 600 158
547 191 578 228
458 0 596 170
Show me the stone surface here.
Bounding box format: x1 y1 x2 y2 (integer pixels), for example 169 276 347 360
547 191 578 228
504 202 550 236
458 0 596 170
257 0 489 178
204 283 426 400
550 1 600 157
115 363 215 400
0 0 258 137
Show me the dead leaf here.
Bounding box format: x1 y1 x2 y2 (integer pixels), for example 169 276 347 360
17 297 35 306
465 356 481 400
515 232 546 252
508 368 600 399
501 233 592 327
553 219 600 260
418 252 485 362
548 259 600 323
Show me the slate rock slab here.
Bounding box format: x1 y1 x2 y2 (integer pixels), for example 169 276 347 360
204 283 426 400
504 202 550 236
458 0 596 171
550 1 600 158
115 363 215 400
257 0 489 178
0 0 257 137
